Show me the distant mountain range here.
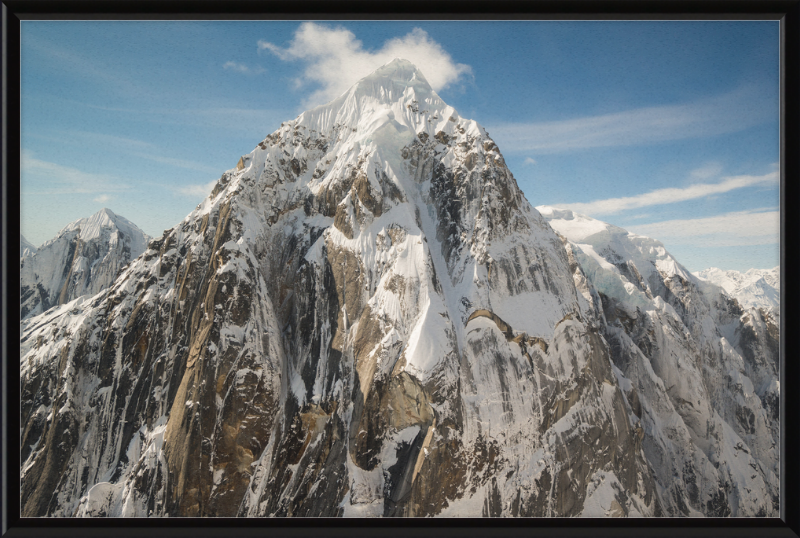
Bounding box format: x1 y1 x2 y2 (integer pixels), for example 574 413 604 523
694 266 779 317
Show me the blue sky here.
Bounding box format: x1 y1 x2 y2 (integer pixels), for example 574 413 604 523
20 21 779 271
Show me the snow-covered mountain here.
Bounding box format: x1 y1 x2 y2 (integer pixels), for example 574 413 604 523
21 234 38 258
538 206 779 516
20 208 150 320
19 60 778 518
694 267 780 317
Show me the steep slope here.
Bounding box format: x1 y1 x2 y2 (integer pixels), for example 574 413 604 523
21 234 38 258
695 267 780 317
20 209 150 320
20 60 664 518
538 206 779 516
20 60 780 519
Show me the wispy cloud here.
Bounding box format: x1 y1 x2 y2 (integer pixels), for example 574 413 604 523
487 85 775 154
177 180 217 198
523 157 537 166
73 100 282 137
28 95 284 138
177 107 283 134
555 171 778 216
259 23 472 108
42 129 158 150
223 61 265 75
93 194 111 203
31 128 222 174
129 152 221 174
689 162 723 181
24 36 150 98
628 208 779 247
22 151 131 194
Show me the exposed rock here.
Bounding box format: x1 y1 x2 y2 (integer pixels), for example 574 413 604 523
540 205 780 517
19 59 777 519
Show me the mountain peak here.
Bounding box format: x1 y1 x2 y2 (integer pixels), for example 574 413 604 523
85 207 117 228
96 207 117 218
361 58 430 87
49 208 150 254
286 57 451 139
239 59 489 186
20 209 151 319
347 58 433 103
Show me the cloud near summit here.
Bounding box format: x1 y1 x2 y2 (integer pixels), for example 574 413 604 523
259 23 472 108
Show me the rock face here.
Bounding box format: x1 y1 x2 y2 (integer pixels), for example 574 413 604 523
19 60 777 518
20 209 150 320
538 206 780 517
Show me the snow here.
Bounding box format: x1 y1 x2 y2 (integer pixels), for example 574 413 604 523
694 266 780 315
56 208 150 255
536 206 613 243
18 59 779 520
20 208 151 321
538 206 698 315
581 471 625 517
20 234 37 257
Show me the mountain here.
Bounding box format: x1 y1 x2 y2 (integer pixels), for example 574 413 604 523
538 206 779 516
19 60 777 518
21 234 38 258
20 208 150 320
694 267 780 317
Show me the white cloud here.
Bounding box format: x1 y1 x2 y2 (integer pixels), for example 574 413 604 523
259 23 472 107
628 208 779 248
487 85 775 154
93 194 111 203
22 152 131 194
689 162 723 181
177 180 217 198
556 171 778 216
523 157 537 165
223 61 265 75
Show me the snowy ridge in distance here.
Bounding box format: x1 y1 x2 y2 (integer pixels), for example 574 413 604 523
21 234 38 258
20 208 151 320
694 266 780 316
538 205 780 517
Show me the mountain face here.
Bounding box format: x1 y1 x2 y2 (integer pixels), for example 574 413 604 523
538 206 779 517
694 267 780 318
21 234 38 258
19 60 777 518
20 209 150 320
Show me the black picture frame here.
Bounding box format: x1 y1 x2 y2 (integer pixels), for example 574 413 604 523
2 2 797 537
